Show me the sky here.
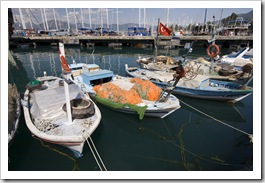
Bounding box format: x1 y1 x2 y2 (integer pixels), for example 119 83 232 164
12 7 252 29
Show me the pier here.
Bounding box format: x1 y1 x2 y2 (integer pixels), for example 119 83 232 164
10 35 253 49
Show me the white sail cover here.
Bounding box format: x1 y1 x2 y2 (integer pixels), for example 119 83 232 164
30 82 83 122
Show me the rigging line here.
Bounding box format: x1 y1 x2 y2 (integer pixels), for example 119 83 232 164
88 136 108 171
108 55 111 70
122 111 245 167
141 127 230 166
87 50 95 63
84 135 107 171
85 137 103 171
179 99 253 139
119 110 245 167
161 118 175 141
28 8 42 29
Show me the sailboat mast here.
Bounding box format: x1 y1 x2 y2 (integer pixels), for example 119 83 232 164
19 8 26 29
204 8 207 24
53 8 58 30
26 8 33 29
144 8 146 28
219 8 223 27
139 8 141 27
116 8 119 34
166 8 169 26
80 8 84 28
40 8 46 31
88 8 92 28
100 9 103 35
43 8 49 31
66 8 70 30
57 12 62 29
106 8 109 29
73 8 78 32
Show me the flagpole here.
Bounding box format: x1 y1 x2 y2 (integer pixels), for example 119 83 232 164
155 18 160 62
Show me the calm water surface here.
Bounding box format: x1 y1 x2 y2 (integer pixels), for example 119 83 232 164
7 45 253 172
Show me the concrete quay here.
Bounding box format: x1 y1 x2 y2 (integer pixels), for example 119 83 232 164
10 35 253 49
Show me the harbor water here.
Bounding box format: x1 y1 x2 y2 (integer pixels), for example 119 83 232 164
7 45 253 173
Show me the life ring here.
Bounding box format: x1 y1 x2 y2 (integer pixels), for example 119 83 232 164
206 44 220 58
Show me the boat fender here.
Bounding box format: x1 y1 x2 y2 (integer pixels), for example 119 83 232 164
206 44 220 58
26 80 43 91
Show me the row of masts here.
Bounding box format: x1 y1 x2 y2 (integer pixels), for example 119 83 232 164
14 8 225 34
14 8 124 34
16 8 150 32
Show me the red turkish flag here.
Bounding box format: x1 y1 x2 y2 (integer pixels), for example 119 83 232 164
159 22 172 36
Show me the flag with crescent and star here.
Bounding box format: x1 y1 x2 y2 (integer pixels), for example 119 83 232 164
159 22 172 36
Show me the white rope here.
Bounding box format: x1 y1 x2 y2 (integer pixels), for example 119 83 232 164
84 134 107 171
88 136 107 171
179 99 253 142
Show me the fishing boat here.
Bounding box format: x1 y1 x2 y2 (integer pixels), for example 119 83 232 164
137 55 178 71
59 43 181 119
22 76 101 157
217 47 253 68
125 64 253 103
136 41 252 82
8 83 21 146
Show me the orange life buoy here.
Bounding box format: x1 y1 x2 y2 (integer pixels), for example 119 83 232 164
206 44 220 58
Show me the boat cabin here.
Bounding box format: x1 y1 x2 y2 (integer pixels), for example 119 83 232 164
82 69 113 86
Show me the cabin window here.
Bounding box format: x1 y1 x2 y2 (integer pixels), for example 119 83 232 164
90 77 113 86
71 67 82 71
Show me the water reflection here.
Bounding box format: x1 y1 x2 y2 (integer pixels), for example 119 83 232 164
8 46 253 171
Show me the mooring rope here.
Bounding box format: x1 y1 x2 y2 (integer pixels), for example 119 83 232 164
84 134 107 171
179 99 253 142
32 135 79 170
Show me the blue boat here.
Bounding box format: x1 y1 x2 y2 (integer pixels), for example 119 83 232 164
125 64 253 103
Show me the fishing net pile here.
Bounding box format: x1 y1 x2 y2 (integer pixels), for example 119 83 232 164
93 78 162 119
93 78 162 105
130 78 162 101
93 82 142 105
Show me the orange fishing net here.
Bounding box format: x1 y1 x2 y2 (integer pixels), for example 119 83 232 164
93 78 162 105
130 78 162 101
93 82 142 105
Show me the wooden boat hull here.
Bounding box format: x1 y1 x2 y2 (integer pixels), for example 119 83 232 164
22 76 101 157
92 95 179 119
125 66 253 103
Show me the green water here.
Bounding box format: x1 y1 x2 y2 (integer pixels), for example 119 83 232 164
7 45 253 172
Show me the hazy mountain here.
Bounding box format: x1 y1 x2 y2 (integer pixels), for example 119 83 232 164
238 10 253 21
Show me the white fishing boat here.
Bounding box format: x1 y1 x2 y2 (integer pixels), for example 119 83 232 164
8 83 21 146
218 47 253 68
59 43 181 119
22 76 101 157
125 64 253 103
